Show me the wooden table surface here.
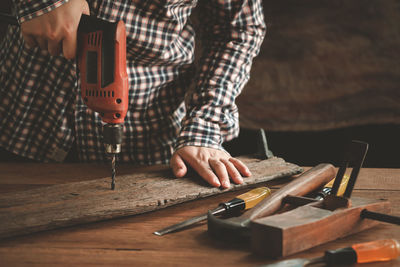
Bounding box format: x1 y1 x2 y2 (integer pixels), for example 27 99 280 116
0 163 399 266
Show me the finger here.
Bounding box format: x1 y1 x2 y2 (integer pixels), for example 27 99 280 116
209 159 230 189
82 1 90 15
197 164 221 188
221 158 243 184
48 39 62 56
229 158 252 177
36 37 48 51
187 160 221 188
22 33 37 49
62 28 77 59
170 153 187 178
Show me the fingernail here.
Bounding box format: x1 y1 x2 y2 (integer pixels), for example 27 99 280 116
174 167 184 177
245 169 252 176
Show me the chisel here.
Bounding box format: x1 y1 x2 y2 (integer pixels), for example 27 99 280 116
155 173 350 236
154 187 271 236
260 239 400 266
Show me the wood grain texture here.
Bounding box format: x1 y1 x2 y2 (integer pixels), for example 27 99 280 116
251 196 391 258
0 167 399 266
236 0 400 131
244 163 335 220
0 157 301 239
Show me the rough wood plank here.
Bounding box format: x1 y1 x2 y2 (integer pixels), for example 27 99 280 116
0 190 398 267
0 157 301 239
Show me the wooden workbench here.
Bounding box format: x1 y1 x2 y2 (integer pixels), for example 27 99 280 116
0 163 399 266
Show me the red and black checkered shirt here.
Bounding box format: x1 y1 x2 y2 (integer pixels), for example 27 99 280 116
0 0 266 164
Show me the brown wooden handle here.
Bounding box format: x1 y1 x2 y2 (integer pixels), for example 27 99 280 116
242 163 336 220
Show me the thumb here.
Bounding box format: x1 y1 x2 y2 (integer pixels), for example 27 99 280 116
170 153 187 178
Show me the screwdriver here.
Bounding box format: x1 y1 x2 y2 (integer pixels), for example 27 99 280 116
154 187 271 236
262 239 400 267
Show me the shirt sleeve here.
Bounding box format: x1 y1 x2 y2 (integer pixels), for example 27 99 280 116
14 0 69 23
174 0 266 151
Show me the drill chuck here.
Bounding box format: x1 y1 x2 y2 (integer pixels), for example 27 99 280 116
103 123 122 190
105 144 121 154
103 124 123 154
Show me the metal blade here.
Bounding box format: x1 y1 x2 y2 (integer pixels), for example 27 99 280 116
258 259 308 267
154 206 226 236
259 256 324 267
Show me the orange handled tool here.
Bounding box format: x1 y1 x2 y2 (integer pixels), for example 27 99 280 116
351 239 400 264
262 239 400 266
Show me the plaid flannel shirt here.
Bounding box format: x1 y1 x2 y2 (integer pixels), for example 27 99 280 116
0 0 266 164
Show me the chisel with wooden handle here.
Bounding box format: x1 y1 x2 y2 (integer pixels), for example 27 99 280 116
208 163 336 241
154 187 271 236
155 172 346 237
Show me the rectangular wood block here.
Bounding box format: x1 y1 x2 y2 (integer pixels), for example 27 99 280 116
0 157 301 239
251 197 391 258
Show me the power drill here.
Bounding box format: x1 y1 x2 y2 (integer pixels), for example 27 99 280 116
0 13 129 190
77 15 128 190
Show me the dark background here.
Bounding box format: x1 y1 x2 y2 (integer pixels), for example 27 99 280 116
229 1 400 168
1 1 399 167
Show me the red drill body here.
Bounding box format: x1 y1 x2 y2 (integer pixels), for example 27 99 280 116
77 16 128 124
0 13 129 189
77 15 128 189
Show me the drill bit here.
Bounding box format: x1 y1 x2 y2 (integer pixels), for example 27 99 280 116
111 154 116 190
103 124 123 190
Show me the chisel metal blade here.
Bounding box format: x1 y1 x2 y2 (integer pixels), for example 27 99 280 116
154 187 272 236
259 257 324 267
154 206 226 236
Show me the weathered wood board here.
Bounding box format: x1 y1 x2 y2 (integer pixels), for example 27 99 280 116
0 157 302 239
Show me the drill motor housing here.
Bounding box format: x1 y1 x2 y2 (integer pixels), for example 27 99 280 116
77 15 128 125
